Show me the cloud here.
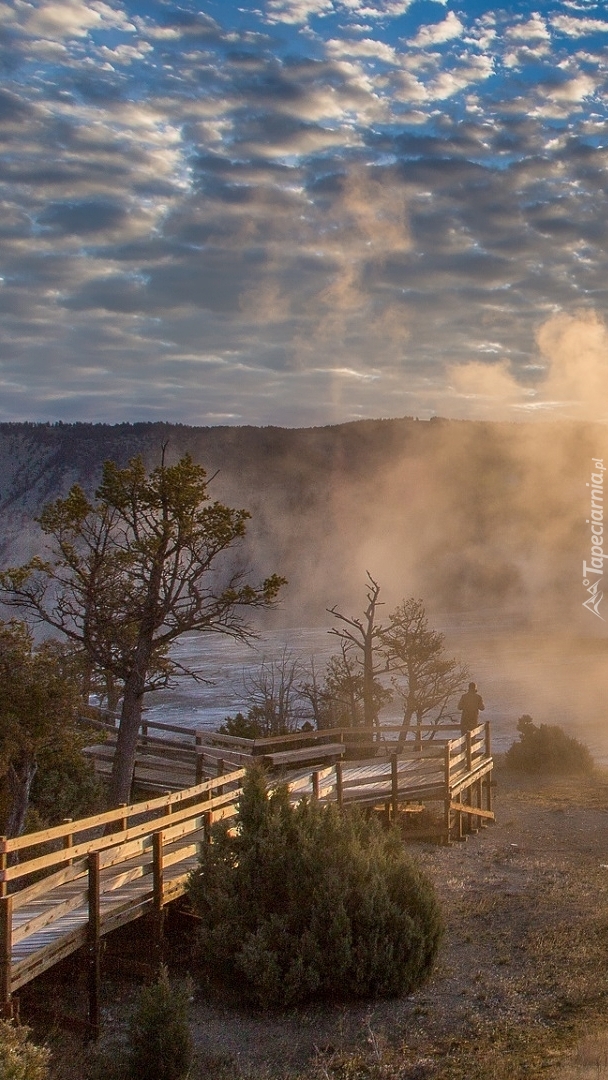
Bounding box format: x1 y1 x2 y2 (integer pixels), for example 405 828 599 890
262 0 447 24
264 0 335 25
326 37 398 63
221 163 414 383
551 14 608 37
36 197 128 236
408 12 464 48
427 52 494 99
503 42 551 68
4 0 608 427
232 112 364 159
506 14 550 42
545 72 597 102
98 41 154 65
14 0 135 40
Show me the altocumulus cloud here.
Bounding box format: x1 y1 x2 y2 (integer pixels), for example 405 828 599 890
1 0 608 425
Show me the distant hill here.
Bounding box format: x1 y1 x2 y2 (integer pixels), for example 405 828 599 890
0 417 604 627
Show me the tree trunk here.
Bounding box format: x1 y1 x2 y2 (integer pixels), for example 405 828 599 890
103 672 122 715
362 631 376 732
108 668 146 807
5 757 37 840
397 678 417 752
108 539 167 807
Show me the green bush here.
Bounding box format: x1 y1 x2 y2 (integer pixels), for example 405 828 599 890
0 1021 49 1080
188 767 443 1008
505 715 594 775
219 711 264 740
125 967 193 1080
29 745 105 828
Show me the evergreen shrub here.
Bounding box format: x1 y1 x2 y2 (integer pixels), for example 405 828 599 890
0 1021 49 1080
219 711 263 740
125 967 193 1080
188 767 443 1008
29 742 104 827
505 715 594 775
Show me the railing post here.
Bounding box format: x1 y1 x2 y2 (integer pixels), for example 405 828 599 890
485 720 491 759
475 779 483 828
0 837 7 899
217 760 224 797
391 753 399 821
63 819 74 865
195 733 203 785
195 751 204 786
0 896 13 1019
312 770 320 801
466 731 472 772
152 832 165 972
87 852 101 1041
115 803 127 834
335 762 343 809
443 743 452 844
456 791 464 841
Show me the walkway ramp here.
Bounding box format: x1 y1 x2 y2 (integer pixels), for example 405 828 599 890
0 772 243 1027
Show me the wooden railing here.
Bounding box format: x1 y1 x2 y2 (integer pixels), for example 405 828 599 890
1 723 493 1032
81 713 470 792
0 770 245 1032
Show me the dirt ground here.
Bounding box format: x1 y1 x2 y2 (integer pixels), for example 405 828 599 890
182 765 608 1077
39 765 608 1079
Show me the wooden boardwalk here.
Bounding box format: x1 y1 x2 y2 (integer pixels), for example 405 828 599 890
0 773 244 1033
0 722 493 1032
81 717 355 790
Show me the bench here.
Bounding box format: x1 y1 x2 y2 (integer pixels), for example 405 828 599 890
260 743 345 768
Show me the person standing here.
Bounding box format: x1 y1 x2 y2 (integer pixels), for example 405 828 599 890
458 682 485 734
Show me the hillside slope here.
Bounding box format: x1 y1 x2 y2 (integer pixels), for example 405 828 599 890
0 417 603 625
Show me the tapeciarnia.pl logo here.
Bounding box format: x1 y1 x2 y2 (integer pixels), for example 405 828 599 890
583 458 606 620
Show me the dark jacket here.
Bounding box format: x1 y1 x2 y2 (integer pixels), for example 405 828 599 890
458 689 485 732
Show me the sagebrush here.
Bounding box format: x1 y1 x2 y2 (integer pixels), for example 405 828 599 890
188 766 443 1008
505 715 594 775
125 966 193 1080
0 1020 49 1080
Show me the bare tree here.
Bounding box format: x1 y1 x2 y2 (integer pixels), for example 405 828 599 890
312 645 392 730
380 598 469 749
243 648 308 735
327 573 389 731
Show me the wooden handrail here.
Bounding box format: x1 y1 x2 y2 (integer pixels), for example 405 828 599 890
81 712 467 748
0 728 494 1023
1 725 490 878
0 770 245 864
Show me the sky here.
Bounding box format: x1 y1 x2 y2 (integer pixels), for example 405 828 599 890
3 0 608 427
